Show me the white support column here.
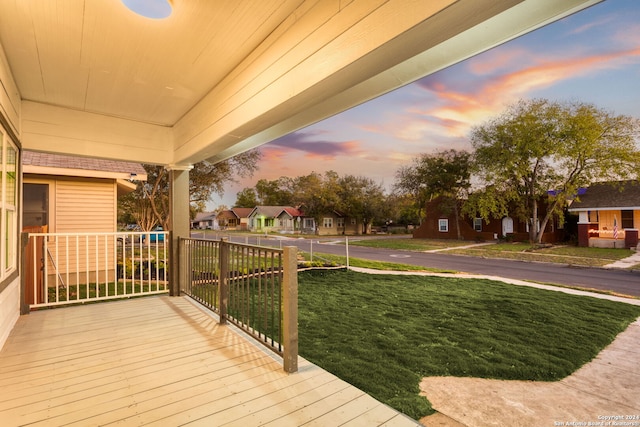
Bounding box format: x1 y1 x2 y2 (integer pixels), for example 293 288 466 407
168 165 192 297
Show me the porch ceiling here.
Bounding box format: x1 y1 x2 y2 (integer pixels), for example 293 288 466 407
0 0 600 166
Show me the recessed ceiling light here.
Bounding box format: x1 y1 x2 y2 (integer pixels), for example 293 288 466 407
122 0 173 19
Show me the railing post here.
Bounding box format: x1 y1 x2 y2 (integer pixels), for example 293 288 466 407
20 233 30 315
219 238 229 324
282 246 298 373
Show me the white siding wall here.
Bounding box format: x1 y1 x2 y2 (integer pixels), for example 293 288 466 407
0 277 19 350
0 41 20 351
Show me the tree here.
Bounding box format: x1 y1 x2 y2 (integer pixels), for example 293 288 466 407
292 171 341 224
467 98 640 243
394 149 471 239
255 178 294 206
235 188 258 208
121 149 261 231
337 175 388 233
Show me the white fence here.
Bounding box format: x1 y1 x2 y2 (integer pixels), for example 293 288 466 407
23 231 169 309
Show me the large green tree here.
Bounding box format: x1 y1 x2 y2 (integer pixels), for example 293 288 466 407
336 175 388 234
467 98 640 243
120 149 261 230
394 149 471 239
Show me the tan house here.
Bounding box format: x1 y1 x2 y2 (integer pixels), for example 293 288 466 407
568 181 640 249
316 211 364 236
22 151 147 297
23 151 146 233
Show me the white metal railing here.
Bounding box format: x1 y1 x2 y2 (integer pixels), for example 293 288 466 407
24 231 168 309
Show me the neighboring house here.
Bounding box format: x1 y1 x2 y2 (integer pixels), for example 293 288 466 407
22 151 147 233
191 211 218 229
412 196 564 243
568 181 640 248
248 206 305 233
315 211 363 236
217 207 253 230
22 151 147 292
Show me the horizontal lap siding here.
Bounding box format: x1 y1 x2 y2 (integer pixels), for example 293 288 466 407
46 179 117 285
56 179 116 233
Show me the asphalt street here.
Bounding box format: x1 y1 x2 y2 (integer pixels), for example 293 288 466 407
191 232 640 298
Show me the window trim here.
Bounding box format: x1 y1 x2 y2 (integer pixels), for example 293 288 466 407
438 218 449 232
0 124 19 289
621 210 634 229
473 218 482 232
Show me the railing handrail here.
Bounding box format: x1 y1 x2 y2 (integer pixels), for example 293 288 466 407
186 236 284 253
26 231 169 237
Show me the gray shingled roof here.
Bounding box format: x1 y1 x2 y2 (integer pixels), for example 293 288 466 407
23 151 147 176
569 181 640 210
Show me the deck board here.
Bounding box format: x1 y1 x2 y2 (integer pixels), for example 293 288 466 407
0 296 420 426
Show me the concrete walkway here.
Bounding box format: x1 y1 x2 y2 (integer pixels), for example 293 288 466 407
604 249 640 269
348 267 640 427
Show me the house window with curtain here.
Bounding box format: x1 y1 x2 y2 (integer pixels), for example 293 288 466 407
323 218 333 228
438 219 448 232
1 129 18 279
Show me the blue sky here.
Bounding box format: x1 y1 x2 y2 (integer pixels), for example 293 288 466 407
212 0 640 209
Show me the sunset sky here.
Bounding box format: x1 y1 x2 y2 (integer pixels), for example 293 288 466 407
211 0 640 209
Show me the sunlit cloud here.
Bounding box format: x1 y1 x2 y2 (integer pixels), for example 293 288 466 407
396 44 640 142
568 16 614 35
265 131 364 161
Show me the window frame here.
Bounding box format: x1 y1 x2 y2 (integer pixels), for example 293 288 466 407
621 210 634 229
0 126 18 285
438 219 449 232
473 218 482 232
322 217 333 228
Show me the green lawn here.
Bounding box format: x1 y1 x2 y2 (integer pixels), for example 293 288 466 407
348 238 471 251
297 269 640 420
449 243 631 266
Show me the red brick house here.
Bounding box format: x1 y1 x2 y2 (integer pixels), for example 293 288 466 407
412 196 564 243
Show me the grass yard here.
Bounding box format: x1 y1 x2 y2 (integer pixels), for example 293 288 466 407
449 243 631 266
347 238 633 267
297 269 640 420
348 238 471 251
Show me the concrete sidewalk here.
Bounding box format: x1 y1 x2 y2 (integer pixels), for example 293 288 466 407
604 249 640 269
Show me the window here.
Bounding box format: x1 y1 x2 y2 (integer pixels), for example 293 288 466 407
303 218 315 229
1 130 18 278
588 210 599 223
351 218 356 225
23 183 49 227
473 218 482 232
438 219 448 232
621 210 634 229
336 218 345 228
323 218 333 228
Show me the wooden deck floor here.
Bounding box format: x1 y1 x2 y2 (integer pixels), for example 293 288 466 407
0 296 420 426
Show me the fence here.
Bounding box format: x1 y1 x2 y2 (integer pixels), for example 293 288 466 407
180 237 298 373
23 231 168 309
